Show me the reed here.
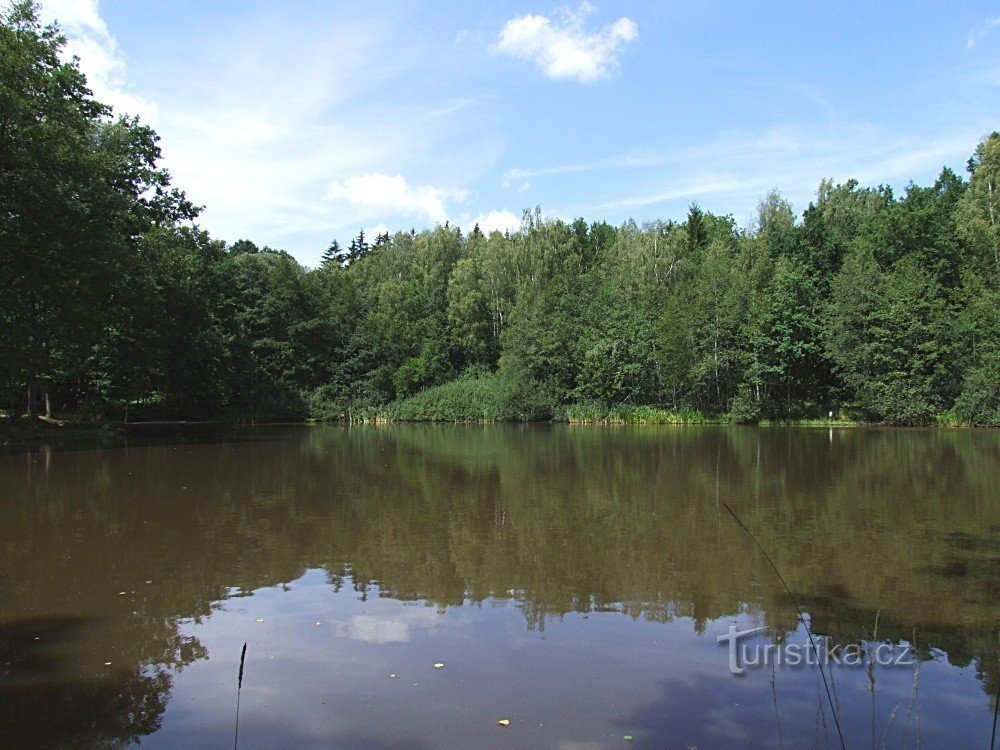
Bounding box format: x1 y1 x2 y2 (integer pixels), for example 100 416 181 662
720 500 846 750
563 403 715 424
234 642 247 750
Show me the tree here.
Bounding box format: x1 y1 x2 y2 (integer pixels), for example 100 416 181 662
827 248 952 424
801 179 892 282
686 203 708 254
755 189 799 258
954 273 1000 425
956 132 1000 271
0 2 196 417
347 229 370 264
751 255 828 415
322 239 345 267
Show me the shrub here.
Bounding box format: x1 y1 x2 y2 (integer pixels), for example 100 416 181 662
377 373 556 422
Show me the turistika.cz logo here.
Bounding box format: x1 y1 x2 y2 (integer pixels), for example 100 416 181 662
717 626 916 675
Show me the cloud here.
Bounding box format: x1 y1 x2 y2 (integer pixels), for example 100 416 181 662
333 615 411 644
466 209 521 234
505 152 660 182
326 173 468 225
39 0 156 121
332 608 443 644
35 3 514 264
967 17 1000 49
495 3 638 83
325 174 519 236
597 178 747 210
506 123 983 223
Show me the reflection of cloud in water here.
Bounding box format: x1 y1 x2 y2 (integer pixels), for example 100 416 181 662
332 607 443 644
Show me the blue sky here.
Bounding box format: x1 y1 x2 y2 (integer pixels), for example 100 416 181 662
38 0 1000 266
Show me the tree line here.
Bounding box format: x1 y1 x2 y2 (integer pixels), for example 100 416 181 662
2 2 999 426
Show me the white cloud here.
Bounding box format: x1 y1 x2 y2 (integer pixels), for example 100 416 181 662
325 175 519 237
39 0 156 121
507 123 984 223
495 3 638 83
967 17 1000 49
332 608 442 644
505 152 659 181
36 3 513 264
326 173 467 225
465 209 521 234
597 178 747 210
333 615 411 644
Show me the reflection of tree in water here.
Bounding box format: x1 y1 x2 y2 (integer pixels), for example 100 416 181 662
0 614 205 748
0 425 997 745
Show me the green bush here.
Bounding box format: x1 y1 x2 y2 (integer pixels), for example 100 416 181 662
953 351 1000 426
378 373 556 422
305 384 384 422
725 391 762 424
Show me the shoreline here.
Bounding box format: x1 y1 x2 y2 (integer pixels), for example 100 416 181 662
2 414 989 452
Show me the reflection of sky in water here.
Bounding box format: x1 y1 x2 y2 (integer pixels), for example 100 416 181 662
141 569 992 749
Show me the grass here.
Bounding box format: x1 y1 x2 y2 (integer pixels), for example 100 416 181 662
560 403 717 425
757 417 862 427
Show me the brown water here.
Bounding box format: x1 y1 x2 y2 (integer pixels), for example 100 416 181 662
0 424 997 749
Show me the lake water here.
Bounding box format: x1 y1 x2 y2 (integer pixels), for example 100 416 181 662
0 424 997 749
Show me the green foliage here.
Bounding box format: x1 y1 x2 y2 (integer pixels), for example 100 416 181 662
0 2 196 416
827 249 953 424
953 276 1000 425
378 373 555 422
956 132 1000 272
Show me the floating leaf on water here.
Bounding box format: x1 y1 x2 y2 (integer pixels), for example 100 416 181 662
314 621 322 626
389 674 396 678
255 618 264 623
497 719 510 727
104 661 112 666
117 591 126 595
433 662 444 668
623 735 633 742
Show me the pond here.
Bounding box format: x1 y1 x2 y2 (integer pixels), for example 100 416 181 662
0 424 997 748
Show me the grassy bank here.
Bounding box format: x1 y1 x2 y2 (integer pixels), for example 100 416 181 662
561 404 718 424
371 377 880 426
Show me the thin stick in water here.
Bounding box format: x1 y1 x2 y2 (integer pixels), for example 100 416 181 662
991 655 998 750
771 659 785 750
234 642 247 750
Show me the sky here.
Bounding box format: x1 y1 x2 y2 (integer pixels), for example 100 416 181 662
36 0 1000 267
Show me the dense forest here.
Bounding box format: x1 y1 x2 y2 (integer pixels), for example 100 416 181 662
2 3 999 426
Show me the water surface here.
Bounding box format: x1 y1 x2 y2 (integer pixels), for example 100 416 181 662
0 425 997 748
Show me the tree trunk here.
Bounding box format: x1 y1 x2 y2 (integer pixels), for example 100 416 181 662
43 383 52 418
26 369 38 419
